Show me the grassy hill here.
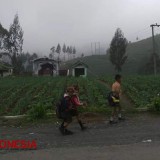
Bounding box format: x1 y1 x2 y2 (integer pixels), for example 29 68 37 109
64 35 160 76
124 34 160 74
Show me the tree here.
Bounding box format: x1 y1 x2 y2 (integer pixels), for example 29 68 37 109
49 46 55 59
81 53 84 58
66 46 70 60
26 52 38 72
56 43 61 60
62 44 66 61
0 23 9 52
15 52 38 73
1 14 24 74
69 46 73 60
73 46 76 59
109 28 128 72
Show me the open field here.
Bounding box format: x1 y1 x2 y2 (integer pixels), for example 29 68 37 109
0 75 160 117
0 77 109 117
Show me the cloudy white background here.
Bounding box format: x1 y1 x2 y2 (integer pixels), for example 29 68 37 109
0 0 160 56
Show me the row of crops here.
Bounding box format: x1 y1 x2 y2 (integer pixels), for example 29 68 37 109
0 77 66 116
0 77 110 116
1 75 160 118
101 75 160 110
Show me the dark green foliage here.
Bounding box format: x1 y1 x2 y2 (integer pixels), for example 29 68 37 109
73 46 76 59
73 47 76 54
66 46 70 53
154 97 160 111
20 52 38 73
69 46 73 54
0 23 8 36
0 23 9 50
7 14 24 56
28 103 47 120
49 46 55 59
0 14 24 74
62 44 67 61
62 44 66 54
56 43 61 61
109 28 128 72
66 46 70 60
56 43 61 54
0 77 111 117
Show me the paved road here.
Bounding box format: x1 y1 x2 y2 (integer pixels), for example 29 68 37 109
0 113 160 159
1 142 160 160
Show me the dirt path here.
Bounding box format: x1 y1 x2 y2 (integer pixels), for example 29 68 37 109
1 113 160 159
97 79 136 112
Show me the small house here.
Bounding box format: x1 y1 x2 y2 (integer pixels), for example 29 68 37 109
70 61 88 77
33 57 59 76
0 61 13 77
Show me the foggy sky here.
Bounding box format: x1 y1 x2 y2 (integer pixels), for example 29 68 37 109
0 0 160 56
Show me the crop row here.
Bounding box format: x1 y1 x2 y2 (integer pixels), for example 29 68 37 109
0 77 109 116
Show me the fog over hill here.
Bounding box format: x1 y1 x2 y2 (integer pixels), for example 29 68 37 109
0 0 160 55
65 34 160 76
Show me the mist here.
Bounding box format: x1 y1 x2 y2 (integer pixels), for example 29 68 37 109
0 0 160 56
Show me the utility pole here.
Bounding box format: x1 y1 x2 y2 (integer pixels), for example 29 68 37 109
95 42 97 55
91 43 93 55
98 42 100 55
150 23 160 76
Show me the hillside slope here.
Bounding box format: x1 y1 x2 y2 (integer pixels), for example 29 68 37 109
64 35 160 76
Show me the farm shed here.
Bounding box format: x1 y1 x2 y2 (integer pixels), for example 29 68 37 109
0 61 13 77
33 57 59 76
70 61 88 77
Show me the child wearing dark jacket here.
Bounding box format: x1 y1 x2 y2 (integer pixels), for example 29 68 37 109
59 86 86 135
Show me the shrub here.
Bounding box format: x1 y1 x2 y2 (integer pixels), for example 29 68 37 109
154 96 160 111
28 103 47 120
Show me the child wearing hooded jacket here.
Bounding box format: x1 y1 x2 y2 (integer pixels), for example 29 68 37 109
59 86 86 135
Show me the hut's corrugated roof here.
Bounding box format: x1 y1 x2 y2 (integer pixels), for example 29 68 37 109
60 60 88 70
70 60 88 68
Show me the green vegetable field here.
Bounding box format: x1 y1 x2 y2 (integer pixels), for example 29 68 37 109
0 75 160 118
0 77 109 116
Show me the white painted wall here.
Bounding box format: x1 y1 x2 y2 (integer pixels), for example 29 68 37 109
72 65 87 77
